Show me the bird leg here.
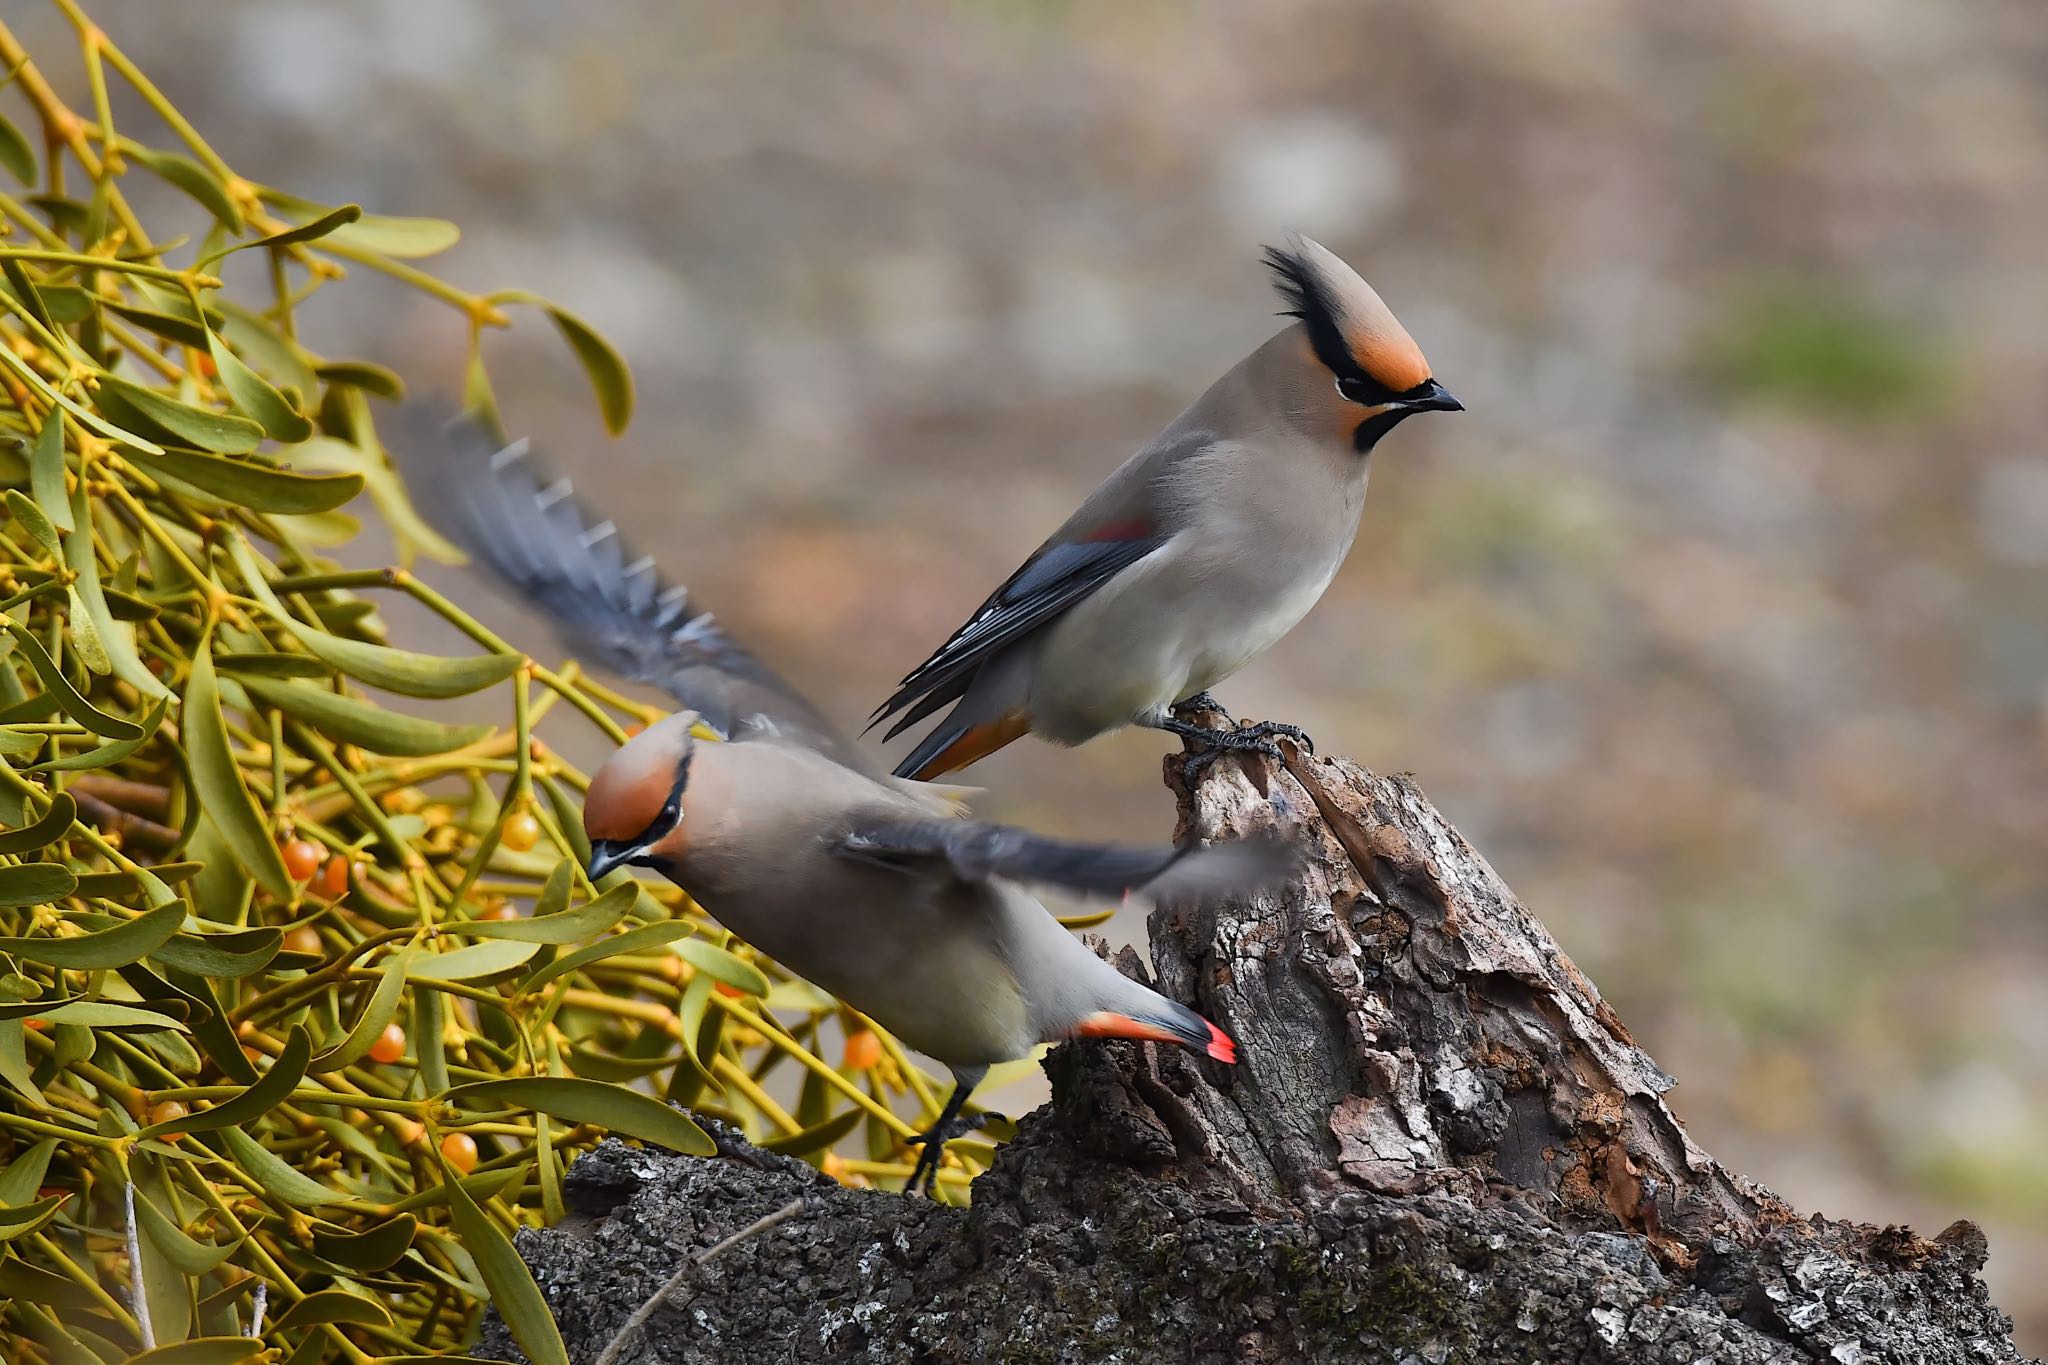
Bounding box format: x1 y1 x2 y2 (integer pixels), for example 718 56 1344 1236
1171 691 1235 725
904 1067 995 1198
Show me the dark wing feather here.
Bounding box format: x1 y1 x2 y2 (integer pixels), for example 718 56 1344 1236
403 411 874 773
869 534 1165 740
831 818 1296 905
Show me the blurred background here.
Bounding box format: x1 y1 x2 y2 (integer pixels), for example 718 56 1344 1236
23 0 2046 1340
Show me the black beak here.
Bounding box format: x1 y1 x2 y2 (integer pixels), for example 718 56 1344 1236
1399 378 1463 414
585 839 636 882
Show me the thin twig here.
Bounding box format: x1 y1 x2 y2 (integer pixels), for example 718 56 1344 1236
248 1281 268 1337
66 773 172 818
592 1197 807 1365
70 788 178 851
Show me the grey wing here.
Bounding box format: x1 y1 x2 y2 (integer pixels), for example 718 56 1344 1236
831 817 1296 906
403 410 875 774
868 531 1166 743
868 428 1211 743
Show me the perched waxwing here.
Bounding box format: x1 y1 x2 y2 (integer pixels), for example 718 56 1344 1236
407 414 1294 1196
872 236 1461 779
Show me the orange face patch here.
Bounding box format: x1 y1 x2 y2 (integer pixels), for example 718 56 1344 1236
1345 320 1432 394
584 735 682 842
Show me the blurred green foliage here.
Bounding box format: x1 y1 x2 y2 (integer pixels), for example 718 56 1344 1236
1702 287 1943 416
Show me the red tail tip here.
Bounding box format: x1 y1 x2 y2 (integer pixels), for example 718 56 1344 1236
1205 1021 1238 1064
1075 1009 1238 1063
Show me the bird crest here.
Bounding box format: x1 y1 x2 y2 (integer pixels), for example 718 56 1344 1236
1264 235 1433 397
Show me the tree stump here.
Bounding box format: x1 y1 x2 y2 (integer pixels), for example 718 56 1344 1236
484 728 2035 1364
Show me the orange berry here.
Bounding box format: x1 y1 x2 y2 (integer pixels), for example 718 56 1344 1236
146 1099 188 1127
368 1023 406 1065
317 855 352 899
624 723 646 738
713 982 743 999
281 839 323 882
283 926 322 956
24 1018 44 1032
440 1131 478 1173
501 811 541 852
842 1029 883 1071
484 901 520 921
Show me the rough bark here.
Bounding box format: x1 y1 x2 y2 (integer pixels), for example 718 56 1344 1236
484 729 2036 1365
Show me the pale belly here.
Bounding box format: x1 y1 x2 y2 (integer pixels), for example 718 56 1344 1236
1027 535 1347 743
1178 563 1339 695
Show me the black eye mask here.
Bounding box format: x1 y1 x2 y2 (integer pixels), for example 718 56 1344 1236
635 748 693 847
588 748 693 878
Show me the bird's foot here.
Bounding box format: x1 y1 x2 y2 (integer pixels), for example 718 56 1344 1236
1236 719 1314 753
904 1110 1005 1198
1158 717 1314 783
1171 691 1235 725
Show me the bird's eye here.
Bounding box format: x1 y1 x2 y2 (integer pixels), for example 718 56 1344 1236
1336 376 1381 405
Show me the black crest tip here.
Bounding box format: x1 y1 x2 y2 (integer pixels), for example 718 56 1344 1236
1259 240 1357 381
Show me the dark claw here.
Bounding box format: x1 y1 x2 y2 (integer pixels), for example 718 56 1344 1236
1236 720 1314 754
903 1108 995 1198
904 1149 940 1199
1163 714 1306 782
903 1132 942 1198
1159 719 1291 754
